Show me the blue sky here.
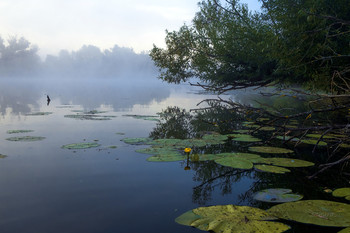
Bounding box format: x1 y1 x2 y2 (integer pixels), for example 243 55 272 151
0 0 260 57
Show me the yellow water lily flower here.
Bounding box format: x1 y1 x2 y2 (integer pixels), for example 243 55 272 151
184 148 192 153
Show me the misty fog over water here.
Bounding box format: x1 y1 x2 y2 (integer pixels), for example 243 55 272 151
0 36 157 79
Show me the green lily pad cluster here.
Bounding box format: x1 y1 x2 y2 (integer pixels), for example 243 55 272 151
121 133 230 162
176 205 290 233
205 151 314 173
249 146 294 154
6 136 46 142
7 129 34 134
332 188 350 201
122 114 160 121
121 137 153 145
253 188 303 203
227 134 262 142
61 142 101 149
25 112 52 116
176 200 350 232
268 200 350 227
64 114 115 120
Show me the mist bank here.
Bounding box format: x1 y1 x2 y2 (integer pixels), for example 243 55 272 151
0 36 157 79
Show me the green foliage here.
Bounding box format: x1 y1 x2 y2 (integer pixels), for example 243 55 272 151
6 136 46 142
61 142 100 149
175 205 290 233
248 146 294 154
268 200 350 227
254 164 291 174
253 188 303 203
150 0 277 88
150 0 350 91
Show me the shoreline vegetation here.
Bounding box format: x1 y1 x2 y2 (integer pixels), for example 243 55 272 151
150 0 350 179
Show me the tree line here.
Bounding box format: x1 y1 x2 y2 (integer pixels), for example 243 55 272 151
0 36 157 78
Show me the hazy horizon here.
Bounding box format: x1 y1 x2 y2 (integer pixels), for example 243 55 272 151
0 0 261 58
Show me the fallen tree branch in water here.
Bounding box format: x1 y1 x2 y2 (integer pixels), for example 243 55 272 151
307 154 350 179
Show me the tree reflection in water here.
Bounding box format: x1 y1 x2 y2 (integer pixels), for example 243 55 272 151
149 105 349 207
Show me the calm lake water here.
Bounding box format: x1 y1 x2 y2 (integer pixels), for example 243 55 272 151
0 77 347 233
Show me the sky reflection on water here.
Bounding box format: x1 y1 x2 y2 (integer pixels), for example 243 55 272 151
0 78 256 233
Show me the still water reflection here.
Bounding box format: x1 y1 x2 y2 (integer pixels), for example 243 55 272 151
0 78 345 233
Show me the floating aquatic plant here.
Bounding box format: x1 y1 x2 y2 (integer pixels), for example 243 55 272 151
7 130 34 134
255 164 291 174
214 157 254 169
61 142 100 149
268 200 350 227
6 136 46 142
262 158 315 168
253 188 303 203
176 205 290 233
0 154 7 159
146 154 185 162
121 137 152 145
249 146 294 154
332 188 350 201
25 112 52 116
338 228 350 233
227 134 262 142
135 147 180 156
64 114 115 120
123 114 160 121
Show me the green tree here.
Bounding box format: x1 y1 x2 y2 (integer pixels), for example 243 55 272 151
261 0 350 91
150 0 277 91
150 0 350 92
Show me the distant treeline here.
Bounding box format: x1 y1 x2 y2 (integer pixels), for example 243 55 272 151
0 36 157 78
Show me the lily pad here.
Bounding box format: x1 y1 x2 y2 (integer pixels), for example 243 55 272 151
61 142 100 149
332 188 350 198
25 112 52 116
275 136 299 141
306 134 335 139
338 228 350 233
214 157 254 169
123 114 159 121
176 205 290 233
0 154 7 159
253 188 303 203
263 158 315 167
121 137 152 145
175 139 207 148
232 129 251 133
255 164 291 174
268 200 350 227
7 130 34 134
146 154 185 162
249 146 294 154
217 152 262 160
6 136 46 142
191 153 225 161
64 114 114 120
147 138 183 147
135 147 180 156
202 134 228 142
228 134 262 142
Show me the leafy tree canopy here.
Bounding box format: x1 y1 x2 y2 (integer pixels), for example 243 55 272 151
150 0 350 92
